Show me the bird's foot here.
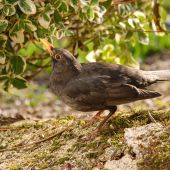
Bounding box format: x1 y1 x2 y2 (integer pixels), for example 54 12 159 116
81 107 117 141
82 117 102 129
81 129 100 141
82 110 104 128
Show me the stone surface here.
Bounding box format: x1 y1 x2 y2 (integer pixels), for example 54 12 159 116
104 154 137 170
0 111 169 169
124 123 164 158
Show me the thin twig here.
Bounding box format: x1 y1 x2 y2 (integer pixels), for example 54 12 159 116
0 128 20 131
0 126 72 152
148 111 157 123
27 61 51 68
126 29 170 33
24 69 42 80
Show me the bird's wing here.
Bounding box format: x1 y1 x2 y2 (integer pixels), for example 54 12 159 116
82 62 150 88
64 75 161 107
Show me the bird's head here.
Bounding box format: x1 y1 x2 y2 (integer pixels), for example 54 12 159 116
40 39 82 74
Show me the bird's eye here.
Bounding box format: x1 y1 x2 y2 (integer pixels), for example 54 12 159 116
54 54 61 60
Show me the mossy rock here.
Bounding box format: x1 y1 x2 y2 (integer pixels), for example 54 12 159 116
0 110 169 169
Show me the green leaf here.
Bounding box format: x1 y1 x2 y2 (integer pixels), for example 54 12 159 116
3 4 16 16
10 55 26 74
18 0 36 14
79 10 85 20
120 53 139 69
71 0 78 5
125 31 133 39
0 75 9 81
91 0 98 5
10 29 24 43
54 10 62 23
128 18 135 28
0 50 6 64
59 2 68 12
0 34 7 48
159 6 167 21
38 13 51 29
56 29 64 39
23 20 37 32
138 32 149 45
80 0 89 6
101 0 112 8
44 3 54 14
35 27 47 38
10 22 20 33
0 20 8 33
133 11 146 21
11 77 27 89
18 41 42 57
87 7 95 21
9 22 25 43
5 0 19 5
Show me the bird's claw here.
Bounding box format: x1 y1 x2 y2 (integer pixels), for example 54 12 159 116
81 129 100 141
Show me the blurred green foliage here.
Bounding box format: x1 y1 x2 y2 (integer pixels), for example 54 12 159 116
164 0 170 11
133 33 170 58
0 0 168 90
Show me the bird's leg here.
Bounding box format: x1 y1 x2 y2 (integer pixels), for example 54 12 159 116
97 106 117 131
93 110 105 120
85 106 117 140
83 110 104 128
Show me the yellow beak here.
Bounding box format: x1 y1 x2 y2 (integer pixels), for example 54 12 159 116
40 38 54 56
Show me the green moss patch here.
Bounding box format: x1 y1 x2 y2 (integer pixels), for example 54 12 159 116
0 110 169 169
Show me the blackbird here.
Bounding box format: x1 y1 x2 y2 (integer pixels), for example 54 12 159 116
41 39 170 136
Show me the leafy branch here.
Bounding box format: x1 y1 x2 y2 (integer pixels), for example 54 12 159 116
0 0 168 90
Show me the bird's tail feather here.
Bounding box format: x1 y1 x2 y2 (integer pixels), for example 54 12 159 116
144 70 170 81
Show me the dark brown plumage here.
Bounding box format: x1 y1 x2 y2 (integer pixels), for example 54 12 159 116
41 40 170 136
49 48 170 110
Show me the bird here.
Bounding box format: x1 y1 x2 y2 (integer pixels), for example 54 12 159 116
40 39 170 138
